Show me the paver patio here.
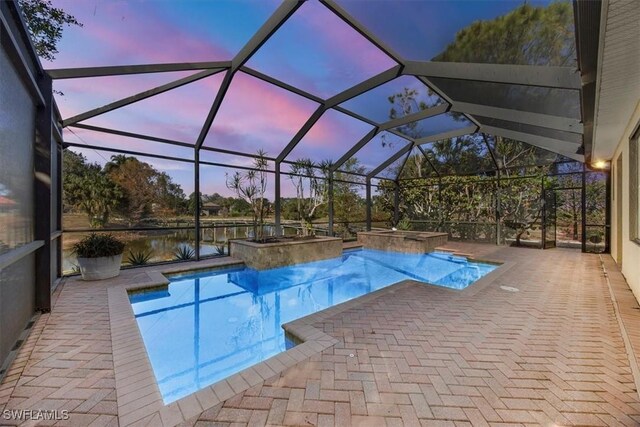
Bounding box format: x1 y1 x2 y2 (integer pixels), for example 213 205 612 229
2 243 640 426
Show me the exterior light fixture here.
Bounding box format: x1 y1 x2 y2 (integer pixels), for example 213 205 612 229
592 160 607 169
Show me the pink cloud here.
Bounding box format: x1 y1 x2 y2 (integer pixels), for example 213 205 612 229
65 127 194 160
80 72 226 143
301 2 397 77
51 1 232 68
204 71 319 157
286 109 373 161
54 70 198 119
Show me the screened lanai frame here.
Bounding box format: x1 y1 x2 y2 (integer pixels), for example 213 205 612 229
48 0 601 262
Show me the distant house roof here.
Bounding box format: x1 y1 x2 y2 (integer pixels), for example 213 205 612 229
203 202 221 209
0 195 16 206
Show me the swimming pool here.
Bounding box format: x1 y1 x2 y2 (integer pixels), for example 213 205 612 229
128 249 497 403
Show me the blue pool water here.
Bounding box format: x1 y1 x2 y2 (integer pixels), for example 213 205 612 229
129 249 497 403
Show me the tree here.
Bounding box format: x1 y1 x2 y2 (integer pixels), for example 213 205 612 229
62 151 123 228
333 158 366 237
187 192 203 216
433 2 575 66
288 159 330 236
226 151 270 241
19 0 81 61
377 2 575 243
105 155 187 224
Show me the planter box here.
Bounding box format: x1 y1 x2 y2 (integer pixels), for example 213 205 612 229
230 237 342 270
357 230 448 254
77 254 123 280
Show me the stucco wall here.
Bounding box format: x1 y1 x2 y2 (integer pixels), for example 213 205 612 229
611 99 640 301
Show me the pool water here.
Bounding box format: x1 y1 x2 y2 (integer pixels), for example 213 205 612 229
129 249 497 403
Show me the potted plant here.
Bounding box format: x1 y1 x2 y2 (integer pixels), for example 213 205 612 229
73 233 125 280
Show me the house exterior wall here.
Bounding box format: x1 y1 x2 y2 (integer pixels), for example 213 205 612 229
611 100 640 300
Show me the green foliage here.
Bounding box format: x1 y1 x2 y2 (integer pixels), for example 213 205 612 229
105 155 186 224
72 233 125 258
499 176 544 245
226 150 270 241
63 151 124 228
214 243 226 256
333 158 366 237
64 152 187 227
433 2 575 66
375 2 578 243
126 250 153 266
19 0 82 61
187 192 203 216
173 245 195 261
396 218 412 231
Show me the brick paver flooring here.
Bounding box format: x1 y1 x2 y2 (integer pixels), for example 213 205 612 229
2 244 640 426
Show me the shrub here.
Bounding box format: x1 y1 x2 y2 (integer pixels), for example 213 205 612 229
173 245 195 260
127 250 153 265
214 242 226 256
72 233 125 258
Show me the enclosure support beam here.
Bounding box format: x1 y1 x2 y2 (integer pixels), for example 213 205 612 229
605 170 611 254
56 142 63 278
69 123 194 148
277 106 326 162
540 176 546 250
393 183 400 227
196 0 303 151
328 172 334 236
482 133 500 171
452 102 584 134
275 162 282 237
403 61 581 90
581 165 587 253
277 66 401 164
437 177 444 233
414 125 479 145
46 61 231 79
379 104 450 131
34 74 53 312
416 145 440 177
496 170 501 246
63 69 221 127
330 128 379 173
194 149 201 261
481 125 584 161
365 178 372 231
367 144 413 179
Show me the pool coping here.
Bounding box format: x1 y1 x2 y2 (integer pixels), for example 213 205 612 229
107 253 513 426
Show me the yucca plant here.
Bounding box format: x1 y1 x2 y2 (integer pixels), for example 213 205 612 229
214 241 226 256
173 245 195 260
127 249 153 266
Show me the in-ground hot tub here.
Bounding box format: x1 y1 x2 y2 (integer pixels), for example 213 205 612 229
357 230 448 253
229 236 342 270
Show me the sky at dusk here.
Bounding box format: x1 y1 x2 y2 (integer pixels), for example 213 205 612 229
49 0 555 197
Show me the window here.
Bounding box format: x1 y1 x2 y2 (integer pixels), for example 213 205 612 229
631 122 640 244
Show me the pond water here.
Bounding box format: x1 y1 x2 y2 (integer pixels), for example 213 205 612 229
62 225 296 273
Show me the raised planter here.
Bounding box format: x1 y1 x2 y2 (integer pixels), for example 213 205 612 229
229 236 342 270
357 230 448 254
77 254 123 280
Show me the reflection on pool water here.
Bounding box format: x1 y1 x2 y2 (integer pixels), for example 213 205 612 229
129 249 497 403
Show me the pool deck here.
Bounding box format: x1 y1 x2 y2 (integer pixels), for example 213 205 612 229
2 243 640 426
